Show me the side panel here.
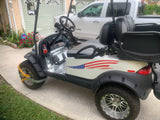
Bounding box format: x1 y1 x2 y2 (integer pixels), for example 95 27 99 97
66 56 148 79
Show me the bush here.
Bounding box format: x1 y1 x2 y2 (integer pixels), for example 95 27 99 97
1 28 40 48
2 25 12 39
17 32 39 48
143 4 160 15
7 31 22 45
1 25 43 48
1 25 22 46
0 30 3 36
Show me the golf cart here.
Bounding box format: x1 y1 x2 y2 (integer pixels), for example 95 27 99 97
18 0 160 120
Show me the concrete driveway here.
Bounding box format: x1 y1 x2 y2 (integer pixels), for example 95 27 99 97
0 44 160 120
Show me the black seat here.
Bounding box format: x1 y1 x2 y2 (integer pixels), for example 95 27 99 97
115 16 135 41
67 22 114 58
115 16 160 62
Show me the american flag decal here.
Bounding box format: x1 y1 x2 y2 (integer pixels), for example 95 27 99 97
68 60 119 70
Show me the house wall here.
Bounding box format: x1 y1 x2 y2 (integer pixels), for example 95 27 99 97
0 0 9 33
7 0 23 32
21 0 64 36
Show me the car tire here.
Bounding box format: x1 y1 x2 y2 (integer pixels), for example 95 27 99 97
95 86 140 120
19 60 45 89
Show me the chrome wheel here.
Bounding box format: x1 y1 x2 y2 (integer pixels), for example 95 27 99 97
100 93 130 119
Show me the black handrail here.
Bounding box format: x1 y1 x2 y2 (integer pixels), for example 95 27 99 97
111 0 115 24
124 0 129 15
33 0 40 55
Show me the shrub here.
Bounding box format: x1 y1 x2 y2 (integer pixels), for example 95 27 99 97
17 32 39 48
143 4 160 15
1 29 40 48
7 31 21 45
2 25 12 39
1 25 42 48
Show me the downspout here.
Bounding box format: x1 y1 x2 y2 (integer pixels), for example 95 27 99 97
5 0 13 31
18 0 26 30
9 0 18 33
64 0 67 14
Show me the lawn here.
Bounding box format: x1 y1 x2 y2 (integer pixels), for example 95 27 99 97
0 75 68 120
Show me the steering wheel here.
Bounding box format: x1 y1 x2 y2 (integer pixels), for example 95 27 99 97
59 16 75 32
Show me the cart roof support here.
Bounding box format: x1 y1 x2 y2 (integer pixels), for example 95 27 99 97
33 0 40 55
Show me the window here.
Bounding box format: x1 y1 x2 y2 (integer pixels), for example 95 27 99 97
106 2 131 17
138 1 160 16
138 2 146 15
81 3 103 17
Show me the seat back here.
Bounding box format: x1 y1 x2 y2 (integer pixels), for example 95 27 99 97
99 22 114 45
115 16 135 41
115 16 160 62
99 16 134 45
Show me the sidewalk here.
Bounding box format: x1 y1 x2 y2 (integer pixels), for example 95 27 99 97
0 44 160 120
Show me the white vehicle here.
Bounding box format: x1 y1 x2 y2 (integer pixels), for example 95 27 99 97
54 0 160 40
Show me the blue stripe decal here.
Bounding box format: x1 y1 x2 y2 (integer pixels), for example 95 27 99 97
68 64 85 69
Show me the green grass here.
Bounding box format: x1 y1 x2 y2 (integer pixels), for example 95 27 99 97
0 77 68 120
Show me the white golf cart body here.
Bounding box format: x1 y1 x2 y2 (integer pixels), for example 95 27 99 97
45 46 147 79
19 0 160 119
66 57 147 79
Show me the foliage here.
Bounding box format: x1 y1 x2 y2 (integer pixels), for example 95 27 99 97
0 79 67 120
143 4 160 15
2 25 22 46
17 32 39 48
1 25 12 39
0 30 3 36
1 25 41 48
7 31 22 45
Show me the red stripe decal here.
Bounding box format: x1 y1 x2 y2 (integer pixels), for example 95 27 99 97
128 70 135 73
86 65 110 69
85 60 119 65
87 67 112 69
85 62 118 67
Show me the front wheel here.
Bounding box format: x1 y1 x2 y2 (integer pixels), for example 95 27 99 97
95 86 140 120
19 60 45 89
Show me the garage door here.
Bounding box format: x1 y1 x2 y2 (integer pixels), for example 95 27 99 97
22 0 64 36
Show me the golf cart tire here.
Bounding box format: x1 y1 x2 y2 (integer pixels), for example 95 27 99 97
19 60 45 89
95 85 140 120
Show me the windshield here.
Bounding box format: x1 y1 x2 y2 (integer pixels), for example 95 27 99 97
81 3 104 17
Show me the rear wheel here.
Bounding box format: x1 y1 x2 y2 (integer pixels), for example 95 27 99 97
95 86 140 120
19 60 45 89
